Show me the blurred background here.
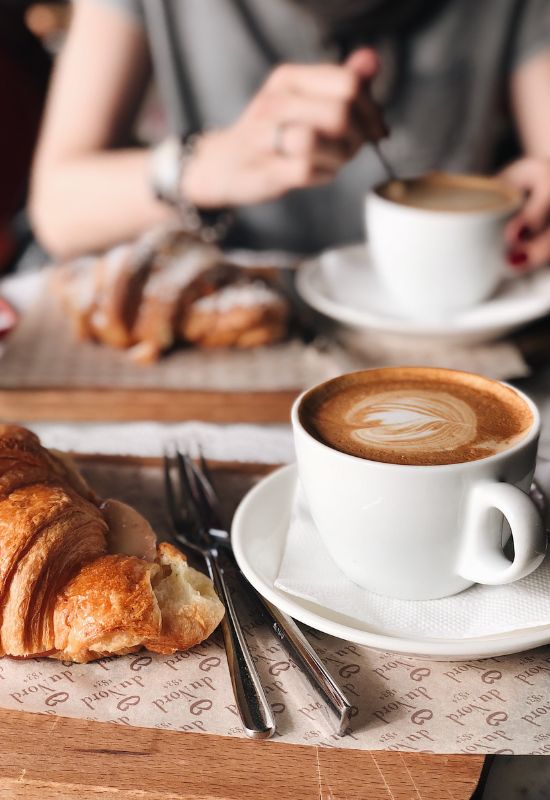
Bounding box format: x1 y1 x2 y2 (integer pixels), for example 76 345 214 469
1 1 68 274
1 0 534 276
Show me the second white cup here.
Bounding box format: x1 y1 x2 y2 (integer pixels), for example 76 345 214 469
365 172 521 320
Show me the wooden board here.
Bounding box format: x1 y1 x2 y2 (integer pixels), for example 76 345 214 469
0 454 484 800
0 387 297 423
0 707 485 800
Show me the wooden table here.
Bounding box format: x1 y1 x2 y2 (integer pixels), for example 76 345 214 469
0 457 486 800
2 261 547 799
0 708 484 799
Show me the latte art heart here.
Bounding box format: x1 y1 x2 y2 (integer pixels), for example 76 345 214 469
345 390 477 453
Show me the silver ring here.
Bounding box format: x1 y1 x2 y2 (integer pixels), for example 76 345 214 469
273 122 289 156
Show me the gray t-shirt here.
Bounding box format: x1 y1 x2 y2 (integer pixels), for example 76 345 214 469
96 0 550 252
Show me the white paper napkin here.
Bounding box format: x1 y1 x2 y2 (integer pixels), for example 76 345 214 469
274 462 550 639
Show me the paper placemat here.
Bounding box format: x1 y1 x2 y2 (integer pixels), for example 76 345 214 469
334 328 530 380
0 264 532 391
0 293 345 390
1 457 548 755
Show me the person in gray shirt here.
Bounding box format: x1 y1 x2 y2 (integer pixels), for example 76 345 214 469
30 0 550 268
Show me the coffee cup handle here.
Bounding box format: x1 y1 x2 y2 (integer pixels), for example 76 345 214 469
457 481 547 585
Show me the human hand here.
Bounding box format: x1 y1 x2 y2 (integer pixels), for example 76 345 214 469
498 157 550 271
182 48 386 208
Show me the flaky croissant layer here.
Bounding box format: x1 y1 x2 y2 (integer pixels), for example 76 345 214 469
0 425 224 663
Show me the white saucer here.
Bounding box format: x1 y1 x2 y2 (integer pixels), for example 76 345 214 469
232 464 550 660
296 244 550 345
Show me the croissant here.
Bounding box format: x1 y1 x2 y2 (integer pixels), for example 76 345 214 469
0 425 224 663
55 228 290 362
180 280 290 348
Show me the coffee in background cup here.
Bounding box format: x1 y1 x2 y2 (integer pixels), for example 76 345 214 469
292 367 546 600
380 173 517 213
365 172 522 319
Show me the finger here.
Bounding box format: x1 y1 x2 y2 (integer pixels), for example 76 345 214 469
267 62 362 101
504 213 528 248
499 160 550 233
266 154 338 193
313 137 355 170
345 48 380 80
504 199 550 249
308 168 336 187
264 91 359 140
278 123 361 164
521 187 550 234
524 228 550 269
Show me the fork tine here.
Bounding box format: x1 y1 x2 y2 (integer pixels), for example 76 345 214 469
186 453 225 531
198 448 209 479
180 452 206 516
175 449 210 545
163 447 211 567
196 448 225 528
198 448 217 500
163 447 182 531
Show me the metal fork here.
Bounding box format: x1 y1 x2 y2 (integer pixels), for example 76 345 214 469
177 448 354 737
163 448 276 740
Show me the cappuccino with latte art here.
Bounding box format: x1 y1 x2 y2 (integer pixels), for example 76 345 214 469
293 367 545 599
300 367 533 466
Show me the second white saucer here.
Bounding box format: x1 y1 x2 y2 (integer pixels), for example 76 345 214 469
296 244 550 345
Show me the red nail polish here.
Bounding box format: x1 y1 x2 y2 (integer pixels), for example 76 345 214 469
518 226 532 242
507 250 528 267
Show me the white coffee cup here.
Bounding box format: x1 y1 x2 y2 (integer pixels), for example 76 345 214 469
292 368 546 600
365 172 522 320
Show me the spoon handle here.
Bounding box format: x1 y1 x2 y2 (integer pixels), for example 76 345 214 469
372 141 398 182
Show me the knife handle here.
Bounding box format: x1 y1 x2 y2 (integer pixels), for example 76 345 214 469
206 553 276 740
251 590 353 736
210 535 353 735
